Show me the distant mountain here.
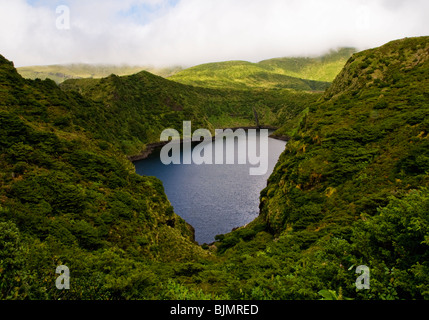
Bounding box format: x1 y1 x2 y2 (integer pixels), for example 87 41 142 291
16 48 354 90
258 47 356 82
168 60 331 91
16 63 183 84
168 48 355 90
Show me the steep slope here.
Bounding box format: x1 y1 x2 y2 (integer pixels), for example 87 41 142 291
3 37 427 301
17 48 353 87
60 70 321 155
59 71 213 155
261 36 429 236
212 36 429 300
168 60 331 91
0 54 206 299
0 53 321 300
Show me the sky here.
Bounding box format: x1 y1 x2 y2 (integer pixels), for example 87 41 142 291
0 0 428 67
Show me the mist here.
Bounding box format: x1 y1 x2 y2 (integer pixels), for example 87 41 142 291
0 0 428 67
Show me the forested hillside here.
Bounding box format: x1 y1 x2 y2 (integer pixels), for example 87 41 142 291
213 36 429 299
1 36 428 300
59 70 319 155
0 54 206 299
0 51 317 300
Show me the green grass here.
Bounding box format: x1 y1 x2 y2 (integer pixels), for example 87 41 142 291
258 47 356 82
17 63 183 84
168 48 355 90
17 48 354 91
169 60 331 91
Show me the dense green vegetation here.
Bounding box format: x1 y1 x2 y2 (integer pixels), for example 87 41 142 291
0 55 206 299
210 36 429 300
1 36 428 300
0 51 316 299
59 70 319 155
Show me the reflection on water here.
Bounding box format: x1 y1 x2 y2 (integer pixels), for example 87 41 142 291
134 130 286 244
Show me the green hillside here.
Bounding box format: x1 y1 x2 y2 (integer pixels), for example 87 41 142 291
0 53 319 300
169 60 331 91
59 70 320 155
0 55 207 299
17 63 183 84
16 48 354 90
213 36 429 299
16 48 353 91
168 48 355 90
258 47 356 82
1 36 428 301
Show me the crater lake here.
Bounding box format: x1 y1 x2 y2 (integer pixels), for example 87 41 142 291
134 129 286 244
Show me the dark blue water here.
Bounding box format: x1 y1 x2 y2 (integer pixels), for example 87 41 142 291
134 130 286 244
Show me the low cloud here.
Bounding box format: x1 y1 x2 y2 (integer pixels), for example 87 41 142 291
0 0 428 67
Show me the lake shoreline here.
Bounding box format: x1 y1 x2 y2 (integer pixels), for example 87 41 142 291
128 126 289 162
133 128 287 244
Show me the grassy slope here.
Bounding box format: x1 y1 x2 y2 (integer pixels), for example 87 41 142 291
169 60 331 91
59 72 213 155
258 47 356 82
17 63 183 84
168 48 355 91
17 47 353 89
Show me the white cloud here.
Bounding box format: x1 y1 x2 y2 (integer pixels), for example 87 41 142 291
0 0 428 67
